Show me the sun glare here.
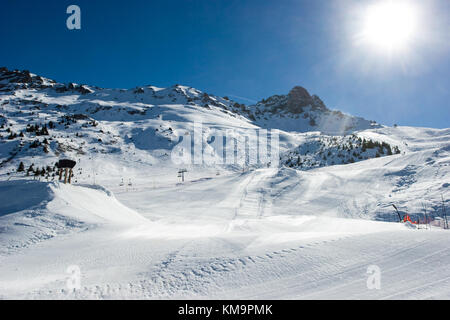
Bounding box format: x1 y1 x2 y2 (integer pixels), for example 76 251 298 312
363 1 417 52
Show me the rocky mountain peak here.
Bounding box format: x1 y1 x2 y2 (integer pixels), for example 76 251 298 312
0 67 55 91
287 86 327 114
248 85 377 134
288 86 311 102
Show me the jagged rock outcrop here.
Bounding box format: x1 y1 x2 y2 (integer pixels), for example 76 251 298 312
288 86 313 113
246 85 379 134
0 67 56 91
0 67 95 94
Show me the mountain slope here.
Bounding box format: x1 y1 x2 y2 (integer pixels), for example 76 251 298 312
245 86 380 134
0 67 397 178
0 67 449 299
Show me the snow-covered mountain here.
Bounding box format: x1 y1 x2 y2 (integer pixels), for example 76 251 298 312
0 67 253 172
1 67 449 299
0 67 395 176
243 86 380 134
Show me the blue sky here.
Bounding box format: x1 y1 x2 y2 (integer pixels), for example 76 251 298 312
0 0 448 128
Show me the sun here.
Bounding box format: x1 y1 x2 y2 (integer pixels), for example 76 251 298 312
362 1 417 52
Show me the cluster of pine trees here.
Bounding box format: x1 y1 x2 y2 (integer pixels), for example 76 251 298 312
26 123 49 136
0 123 52 140
17 162 58 179
283 135 401 170
360 138 400 156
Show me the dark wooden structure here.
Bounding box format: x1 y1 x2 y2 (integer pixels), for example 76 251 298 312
178 168 187 182
56 159 76 184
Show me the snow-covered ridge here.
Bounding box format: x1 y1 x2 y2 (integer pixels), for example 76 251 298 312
0 67 236 110
0 67 378 134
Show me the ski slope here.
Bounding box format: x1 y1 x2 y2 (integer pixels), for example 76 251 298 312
1 124 449 299
0 68 449 299
0 179 448 299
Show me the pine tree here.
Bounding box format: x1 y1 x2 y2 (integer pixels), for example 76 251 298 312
17 162 25 172
39 125 49 136
30 140 40 148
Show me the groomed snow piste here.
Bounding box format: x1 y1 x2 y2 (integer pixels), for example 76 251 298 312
0 68 449 299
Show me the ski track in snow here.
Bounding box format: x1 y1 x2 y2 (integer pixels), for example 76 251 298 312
235 168 277 219
2 226 449 299
1 161 449 299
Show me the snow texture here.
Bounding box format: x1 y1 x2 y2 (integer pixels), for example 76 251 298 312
0 68 449 299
